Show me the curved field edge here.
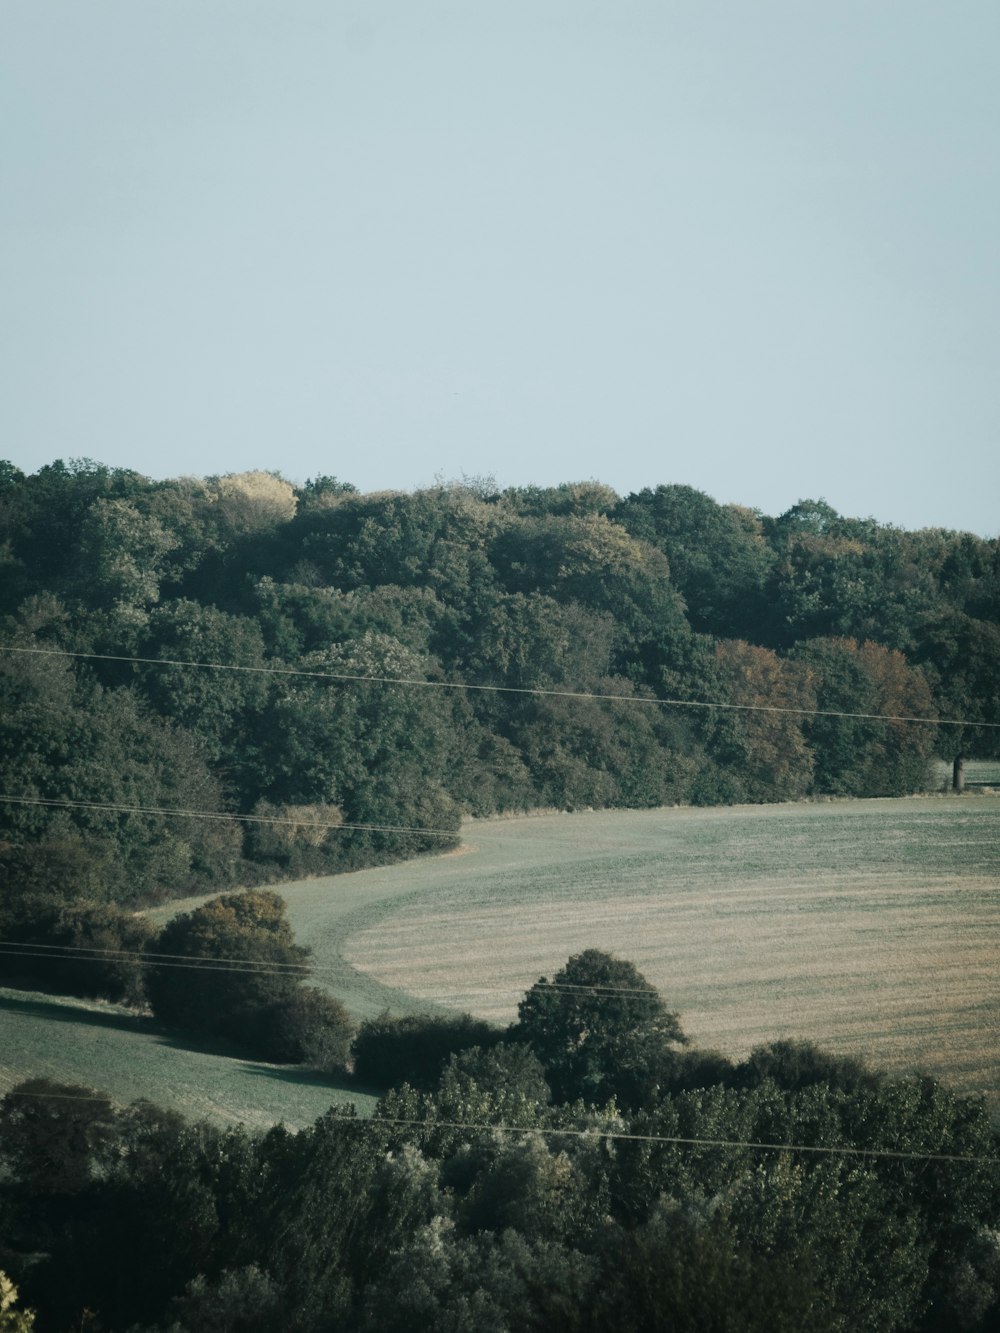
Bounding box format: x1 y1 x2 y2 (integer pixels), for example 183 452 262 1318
151 794 1000 1111
3 795 998 1124
333 796 1000 1111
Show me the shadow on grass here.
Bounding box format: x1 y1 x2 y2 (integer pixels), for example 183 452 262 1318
0 988 385 1102
240 1063 382 1101
0 988 156 1034
1 988 262 1064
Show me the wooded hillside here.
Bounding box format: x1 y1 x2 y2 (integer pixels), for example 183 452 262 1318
1 461 997 911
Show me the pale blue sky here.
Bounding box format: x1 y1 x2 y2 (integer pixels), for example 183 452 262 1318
3 2 998 533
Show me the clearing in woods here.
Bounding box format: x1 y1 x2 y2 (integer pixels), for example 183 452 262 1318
3 795 998 1123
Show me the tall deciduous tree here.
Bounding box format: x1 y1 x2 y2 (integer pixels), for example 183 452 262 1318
700 640 816 802
616 483 774 638
259 633 462 856
140 599 272 768
791 638 937 796
913 613 1000 773
515 950 686 1106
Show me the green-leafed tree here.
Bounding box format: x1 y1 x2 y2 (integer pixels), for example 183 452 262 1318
254 987 354 1072
290 486 505 600
140 599 272 769
500 479 618 518
0 1080 118 1198
616 483 775 638
591 1199 833 1333
514 950 686 1106
913 613 1000 779
0 647 242 902
146 890 309 1047
491 512 691 682
77 498 179 614
352 1013 502 1089
357 1225 597 1333
258 633 462 860
791 637 938 796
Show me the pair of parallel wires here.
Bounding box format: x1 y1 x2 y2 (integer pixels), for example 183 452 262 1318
3 640 995 848
2 641 994 998
1 641 997 1167
1 640 997 998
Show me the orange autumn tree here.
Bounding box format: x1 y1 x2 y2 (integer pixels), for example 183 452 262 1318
701 640 816 802
791 638 937 796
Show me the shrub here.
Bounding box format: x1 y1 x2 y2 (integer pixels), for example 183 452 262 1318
47 903 154 1005
244 801 344 871
146 890 308 1043
0 896 153 1006
352 1012 503 1089
733 1041 881 1094
255 987 354 1072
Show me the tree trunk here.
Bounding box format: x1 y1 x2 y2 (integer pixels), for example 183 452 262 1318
952 755 965 793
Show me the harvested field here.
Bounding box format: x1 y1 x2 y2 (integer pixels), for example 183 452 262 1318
331 797 1000 1109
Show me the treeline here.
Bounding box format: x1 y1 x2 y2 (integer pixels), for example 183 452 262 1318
1 461 998 920
2 951 998 1331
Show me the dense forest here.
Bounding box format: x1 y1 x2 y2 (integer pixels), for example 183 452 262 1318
1 950 999 1331
1 460 998 920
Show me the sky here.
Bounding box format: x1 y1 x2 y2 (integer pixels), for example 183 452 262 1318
2 1 998 534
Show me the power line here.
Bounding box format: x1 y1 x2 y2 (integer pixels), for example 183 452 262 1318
0 946 310 979
0 1084 992 1165
0 794 458 839
373 1117 997 1165
0 938 702 999
3 643 986 729
0 939 311 971
0 938 667 990
2 938 993 1013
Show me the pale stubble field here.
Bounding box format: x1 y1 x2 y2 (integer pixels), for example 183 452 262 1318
2 794 997 1124
329 797 1000 1108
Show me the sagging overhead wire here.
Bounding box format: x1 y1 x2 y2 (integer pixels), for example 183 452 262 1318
0 938 700 998
0 937 988 999
2 643 990 728
0 794 458 839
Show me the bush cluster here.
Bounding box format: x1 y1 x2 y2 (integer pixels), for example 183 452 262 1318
351 1013 504 1089
1 952 997 1333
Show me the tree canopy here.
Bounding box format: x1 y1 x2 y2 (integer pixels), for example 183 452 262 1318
1 463 996 976
515 949 687 1105
2 952 998 1332
145 889 309 1046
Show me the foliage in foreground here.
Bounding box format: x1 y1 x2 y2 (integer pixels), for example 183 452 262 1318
1 952 998 1332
